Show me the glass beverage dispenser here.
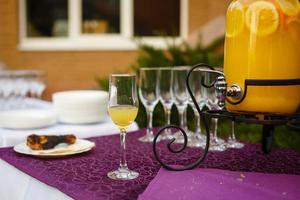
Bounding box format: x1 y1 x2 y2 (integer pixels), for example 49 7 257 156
223 0 300 115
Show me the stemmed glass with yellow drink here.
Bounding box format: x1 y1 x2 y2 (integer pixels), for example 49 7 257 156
107 74 139 180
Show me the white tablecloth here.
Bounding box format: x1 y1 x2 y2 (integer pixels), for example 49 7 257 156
0 99 138 147
0 159 72 200
0 99 139 199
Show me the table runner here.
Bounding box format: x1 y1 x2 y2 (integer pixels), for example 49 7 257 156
0 129 300 200
138 168 300 200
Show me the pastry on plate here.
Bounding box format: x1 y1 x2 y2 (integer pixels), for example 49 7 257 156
26 134 76 150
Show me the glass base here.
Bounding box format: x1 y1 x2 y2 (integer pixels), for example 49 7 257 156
209 136 226 151
159 129 174 140
209 142 226 151
189 131 206 148
173 130 192 143
171 130 206 148
107 167 139 180
226 139 245 149
138 133 160 143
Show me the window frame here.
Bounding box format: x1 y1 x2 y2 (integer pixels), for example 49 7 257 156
18 0 188 51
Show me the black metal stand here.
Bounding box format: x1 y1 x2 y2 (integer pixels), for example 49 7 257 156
203 110 292 154
152 63 300 171
262 124 274 154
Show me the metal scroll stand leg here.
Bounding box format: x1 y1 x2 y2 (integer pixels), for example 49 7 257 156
262 124 274 154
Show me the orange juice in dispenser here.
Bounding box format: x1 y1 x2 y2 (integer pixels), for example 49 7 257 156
223 0 300 115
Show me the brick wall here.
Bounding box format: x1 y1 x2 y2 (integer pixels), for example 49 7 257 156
0 0 230 100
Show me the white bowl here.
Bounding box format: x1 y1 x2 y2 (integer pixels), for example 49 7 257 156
53 90 108 124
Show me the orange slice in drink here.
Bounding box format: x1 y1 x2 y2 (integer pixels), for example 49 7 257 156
245 1 280 36
275 0 300 16
226 1 245 37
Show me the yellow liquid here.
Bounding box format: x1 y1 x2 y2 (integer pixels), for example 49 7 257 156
224 0 300 115
108 106 138 129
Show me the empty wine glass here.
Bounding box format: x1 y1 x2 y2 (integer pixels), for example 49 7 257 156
158 67 174 140
187 69 207 147
172 66 191 143
138 68 160 142
107 74 139 180
204 70 226 151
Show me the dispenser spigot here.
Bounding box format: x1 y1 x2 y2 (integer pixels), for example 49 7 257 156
215 75 243 108
214 76 227 109
227 84 242 100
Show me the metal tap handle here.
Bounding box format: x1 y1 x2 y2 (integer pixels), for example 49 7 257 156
214 76 227 109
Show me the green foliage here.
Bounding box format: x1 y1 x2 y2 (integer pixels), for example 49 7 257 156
95 76 109 91
131 38 224 71
97 37 224 91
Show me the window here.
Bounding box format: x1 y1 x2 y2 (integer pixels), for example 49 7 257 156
82 0 120 34
26 0 69 37
19 0 188 51
133 0 180 37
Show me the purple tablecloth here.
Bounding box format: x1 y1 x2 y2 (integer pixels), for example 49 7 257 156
138 168 300 200
0 128 300 200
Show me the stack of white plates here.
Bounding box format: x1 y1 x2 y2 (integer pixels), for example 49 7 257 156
0 109 57 129
53 90 108 124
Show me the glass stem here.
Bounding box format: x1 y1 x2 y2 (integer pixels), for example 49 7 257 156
146 109 153 135
119 128 127 169
179 110 184 129
165 108 171 126
164 107 171 135
183 107 188 130
212 118 218 139
195 112 201 134
231 120 236 141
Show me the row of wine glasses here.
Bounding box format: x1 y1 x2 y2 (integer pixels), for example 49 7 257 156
137 66 244 151
0 70 46 110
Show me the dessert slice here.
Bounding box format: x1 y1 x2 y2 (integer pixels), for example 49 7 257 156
27 134 76 150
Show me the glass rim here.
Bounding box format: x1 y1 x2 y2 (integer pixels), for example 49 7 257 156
172 66 191 70
193 68 223 74
0 70 45 78
139 67 160 70
157 67 173 70
110 73 136 77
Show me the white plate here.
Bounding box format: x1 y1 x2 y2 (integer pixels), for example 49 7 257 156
14 139 95 157
0 109 57 129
